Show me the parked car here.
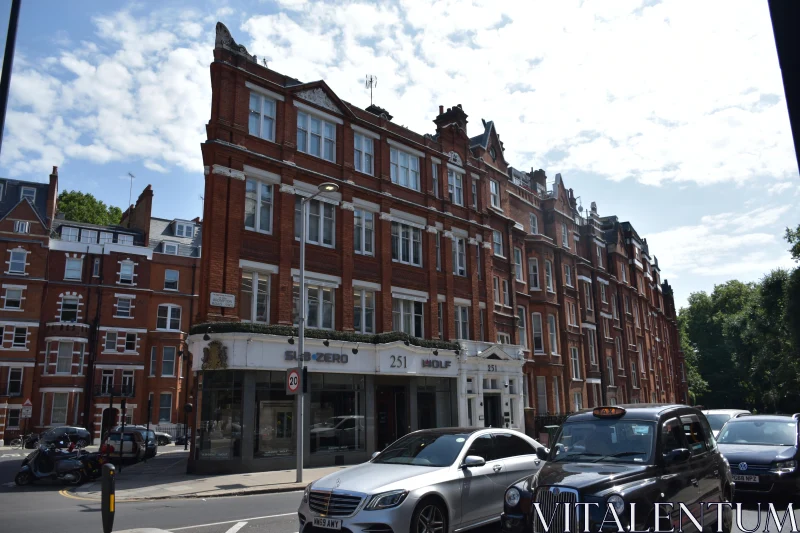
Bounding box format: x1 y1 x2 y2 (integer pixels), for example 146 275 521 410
703 409 751 438
716 413 799 497
104 430 146 462
297 427 545 533
501 404 734 533
111 425 160 457
310 416 365 452
39 426 92 448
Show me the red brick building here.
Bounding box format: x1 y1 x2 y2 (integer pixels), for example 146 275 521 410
0 171 199 444
185 24 688 473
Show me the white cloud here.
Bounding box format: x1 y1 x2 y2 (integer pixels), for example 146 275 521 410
144 161 168 173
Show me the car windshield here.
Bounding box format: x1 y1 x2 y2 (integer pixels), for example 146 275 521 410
372 432 469 467
717 420 797 446
705 414 732 431
551 420 656 464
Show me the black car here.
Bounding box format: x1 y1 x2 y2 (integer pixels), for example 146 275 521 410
39 426 92 448
502 404 734 533
716 414 799 496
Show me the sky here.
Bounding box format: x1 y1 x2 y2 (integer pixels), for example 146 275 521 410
0 0 798 310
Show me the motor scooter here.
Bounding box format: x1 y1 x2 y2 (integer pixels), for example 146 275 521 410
15 440 85 486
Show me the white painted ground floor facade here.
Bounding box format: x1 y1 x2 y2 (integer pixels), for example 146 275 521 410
186 332 525 474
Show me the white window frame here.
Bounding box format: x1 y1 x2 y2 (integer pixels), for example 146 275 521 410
162 347 176 377
20 186 36 202
489 180 500 208
8 249 27 274
240 271 270 323
517 306 527 348
545 261 554 292
105 332 118 352
297 110 336 162
492 230 504 257
452 237 467 276
548 314 558 354
93 258 100 277
116 296 133 318
390 147 420 191
7 367 22 396
564 264 573 287
631 362 639 388
448 170 464 206
13 220 30 233
293 283 335 330
11 328 26 348
432 162 440 198
354 133 374 176
51 392 68 425
532 313 544 354
502 279 510 307
455 305 469 340
568 302 577 326
354 209 375 256
588 330 597 364
295 196 336 248
391 297 424 337
529 258 540 290
56 342 73 374
64 257 82 280
119 261 134 285
157 304 182 331
125 332 137 352
584 282 593 311
391 221 423 267
616 337 623 368
529 213 538 234
164 269 179 291
603 318 610 339
159 392 173 423
175 222 195 238
353 288 375 334
471 180 477 209
514 248 524 282
99 231 114 244
493 276 501 305
61 227 79 242
612 295 619 320
118 234 134 246
497 332 512 344
562 222 569 248
600 283 607 303
249 91 276 141
80 229 97 244
536 376 548 413
163 242 179 255
4 287 22 309
573 392 583 411
245 179 274 234
607 358 615 387
597 246 604 269
60 296 79 322
571 346 581 380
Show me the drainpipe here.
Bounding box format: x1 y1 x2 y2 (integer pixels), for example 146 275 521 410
82 247 103 441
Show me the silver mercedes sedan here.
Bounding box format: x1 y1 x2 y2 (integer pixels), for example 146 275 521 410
297 427 546 533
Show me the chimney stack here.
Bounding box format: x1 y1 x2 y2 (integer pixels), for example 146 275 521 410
46 166 59 228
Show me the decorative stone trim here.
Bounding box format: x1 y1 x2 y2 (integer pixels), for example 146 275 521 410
279 183 296 194
340 201 355 212
207 165 246 180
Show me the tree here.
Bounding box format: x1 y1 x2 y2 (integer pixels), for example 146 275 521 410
786 224 800 261
57 191 123 226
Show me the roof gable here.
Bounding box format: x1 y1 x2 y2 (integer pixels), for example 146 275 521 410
289 81 353 120
0 197 48 230
475 345 514 360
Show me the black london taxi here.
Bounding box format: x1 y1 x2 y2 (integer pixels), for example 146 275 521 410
501 404 735 533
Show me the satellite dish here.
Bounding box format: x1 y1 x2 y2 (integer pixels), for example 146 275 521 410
578 205 583 212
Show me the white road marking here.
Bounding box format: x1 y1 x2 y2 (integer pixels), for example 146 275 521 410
168 512 296 531
224 522 248 533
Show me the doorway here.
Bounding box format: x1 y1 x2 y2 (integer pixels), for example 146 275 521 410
483 395 502 428
376 386 408 451
101 408 119 441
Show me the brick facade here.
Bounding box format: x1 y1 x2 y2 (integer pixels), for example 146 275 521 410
0 173 199 444
194 24 688 434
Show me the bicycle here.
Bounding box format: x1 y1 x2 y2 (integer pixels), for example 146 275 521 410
8 433 35 449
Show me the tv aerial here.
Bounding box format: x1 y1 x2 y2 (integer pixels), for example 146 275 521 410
365 75 377 106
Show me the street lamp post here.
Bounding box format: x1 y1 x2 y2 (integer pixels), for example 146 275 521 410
296 182 339 484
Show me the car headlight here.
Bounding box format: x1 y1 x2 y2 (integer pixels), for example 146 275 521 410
771 460 797 474
505 487 521 508
607 494 625 514
365 490 408 510
303 483 312 503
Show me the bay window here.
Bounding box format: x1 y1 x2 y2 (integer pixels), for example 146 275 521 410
548 314 558 354
529 213 538 234
584 282 593 311
392 298 424 337
295 197 335 248
514 248 524 281
293 283 335 329
571 347 581 379
240 271 270 323
354 133 374 175
564 264 573 287
245 179 273 233
354 209 374 255
545 260 554 292
391 221 422 267
529 258 540 289
156 304 181 331
588 330 597 364
492 230 503 257
353 289 375 334
390 147 420 191
297 111 335 162
532 313 544 353
56 342 73 374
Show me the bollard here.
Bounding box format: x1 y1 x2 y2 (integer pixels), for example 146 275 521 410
101 463 116 533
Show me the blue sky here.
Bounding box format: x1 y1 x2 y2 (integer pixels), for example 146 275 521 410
1 0 798 309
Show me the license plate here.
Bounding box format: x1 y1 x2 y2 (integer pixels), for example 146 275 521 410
732 474 759 483
312 517 342 530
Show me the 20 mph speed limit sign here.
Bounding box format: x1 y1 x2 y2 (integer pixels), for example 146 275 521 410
286 368 301 395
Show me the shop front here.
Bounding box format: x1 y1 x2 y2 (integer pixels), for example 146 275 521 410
186 333 460 474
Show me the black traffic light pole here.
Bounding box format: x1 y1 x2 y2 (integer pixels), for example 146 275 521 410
0 0 21 157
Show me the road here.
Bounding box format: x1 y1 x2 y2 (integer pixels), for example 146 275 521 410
2 450 800 533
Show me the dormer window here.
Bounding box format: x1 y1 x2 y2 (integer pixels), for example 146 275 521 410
20 187 36 202
175 222 194 238
118 234 134 246
62 227 79 242
163 242 179 255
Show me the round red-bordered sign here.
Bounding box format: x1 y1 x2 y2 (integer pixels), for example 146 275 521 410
287 368 301 393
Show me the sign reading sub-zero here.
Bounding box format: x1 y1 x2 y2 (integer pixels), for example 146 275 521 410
285 351 349 364
421 359 452 369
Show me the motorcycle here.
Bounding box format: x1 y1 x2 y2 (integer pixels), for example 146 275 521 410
78 444 112 481
15 440 86 486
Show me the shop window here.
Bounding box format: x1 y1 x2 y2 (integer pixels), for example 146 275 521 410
417 377 453 429
253 371 295 458
310 373 366 454
198 372 245 461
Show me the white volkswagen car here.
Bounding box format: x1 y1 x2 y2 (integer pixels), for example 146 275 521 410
297 427 546 533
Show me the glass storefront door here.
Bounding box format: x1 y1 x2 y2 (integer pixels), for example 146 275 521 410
254 370 295 459
376 386 407 451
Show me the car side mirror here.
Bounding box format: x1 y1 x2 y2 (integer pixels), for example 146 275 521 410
536 447 549 461
462 455 486 468
664 448 691 464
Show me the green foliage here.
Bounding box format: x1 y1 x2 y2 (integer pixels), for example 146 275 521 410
786 224 800 261
57 190 123 226
190 322 461 351
679 263 800 413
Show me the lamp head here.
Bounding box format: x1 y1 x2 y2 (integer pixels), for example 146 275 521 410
288 337 295 345
318 182 339 193
404 340 410 347
433 349 438 356
323 339 330 347
203 328 211 341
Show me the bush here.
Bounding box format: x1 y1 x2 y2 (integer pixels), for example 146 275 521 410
190 322 461 351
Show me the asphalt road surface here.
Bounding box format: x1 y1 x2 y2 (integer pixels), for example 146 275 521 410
2 450 800 533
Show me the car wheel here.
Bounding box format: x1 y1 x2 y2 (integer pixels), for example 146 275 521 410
720 488 733 533
411 499 447 533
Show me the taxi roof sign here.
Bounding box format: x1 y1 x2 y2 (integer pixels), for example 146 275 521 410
593 406 626 418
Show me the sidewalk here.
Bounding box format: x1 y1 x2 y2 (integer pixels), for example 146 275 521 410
68 449 349 502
